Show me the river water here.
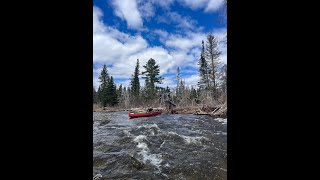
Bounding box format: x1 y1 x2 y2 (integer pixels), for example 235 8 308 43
93 111 227 180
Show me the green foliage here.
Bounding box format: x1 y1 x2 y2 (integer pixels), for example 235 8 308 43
106 76 118 106
198 40 210 90
130 59 140 102
98 64 110 107
141 58 163 100
98 64 118 107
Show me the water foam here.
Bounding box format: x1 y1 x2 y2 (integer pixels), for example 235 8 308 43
160 141 166 148
137 124 161 136
168 131 207 145
168 131 179 136
139 150 163 168
133 135 148 143
181 135 207 145
215 118 227 125
133 135 163 169
138 124 160 130
214 131 227 136
122 130 132 137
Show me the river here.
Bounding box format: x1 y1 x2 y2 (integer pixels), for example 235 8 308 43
93 111 227 180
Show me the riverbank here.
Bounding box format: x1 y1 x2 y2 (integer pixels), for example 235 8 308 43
172 103 227 118
93 107 129 113
93 103 227 118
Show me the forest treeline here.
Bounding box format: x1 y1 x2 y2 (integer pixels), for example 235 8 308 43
93 34 227 110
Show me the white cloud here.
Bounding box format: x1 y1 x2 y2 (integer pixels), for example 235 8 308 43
93 6 226 89
205 0 225 12
93 33 148 64
163 28 227 65
137 1 155 19
168 12 197 29
93 8 148 63
110 0 175 26
183 74 200 87
154 29 169 40
134 0 175 21
165 32 207 51
179 0 224 12
111 0 143 30
153 0 174 9
116 79 131 88
159 74 200 88
180 0 208 9
157 11 198 30
108 0 224 31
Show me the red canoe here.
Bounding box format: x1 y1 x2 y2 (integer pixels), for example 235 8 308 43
128 111 161 118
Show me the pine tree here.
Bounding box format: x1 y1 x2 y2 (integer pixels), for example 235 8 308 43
141 58 164 100
130 59 140 102
98 64 110 107
190 87 200 104
106 76 118 106
198 40 210 90
205 34 221 100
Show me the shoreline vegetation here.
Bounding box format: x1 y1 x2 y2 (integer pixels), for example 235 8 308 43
93 102 227 119
93 34 227 119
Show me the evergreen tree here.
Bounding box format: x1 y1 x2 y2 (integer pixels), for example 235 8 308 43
118 84 123 99
165 86 170 93
106 76 118 106
176 66 181 87
190 87 200 103
141 58 164 100
198 40 210 90
205 34 221 100
130 59 140 102
179 79 185 97
98 64 110 107
176 66 183 100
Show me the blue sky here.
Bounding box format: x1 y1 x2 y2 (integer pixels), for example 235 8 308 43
93 0 227 90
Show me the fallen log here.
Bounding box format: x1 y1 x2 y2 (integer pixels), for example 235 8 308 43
210 103 227 118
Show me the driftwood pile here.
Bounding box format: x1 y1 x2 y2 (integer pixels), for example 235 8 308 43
172 103 227 118
209 103 227 118
93 103 227 118
93 107 123 112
